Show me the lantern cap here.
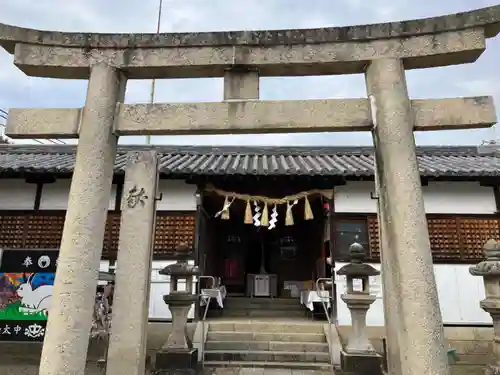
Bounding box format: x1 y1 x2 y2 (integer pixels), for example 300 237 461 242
159 260 200 277
348 242 366 263
337 262 380 277
337 241 379 277
483 239 500 260
470 239 500 276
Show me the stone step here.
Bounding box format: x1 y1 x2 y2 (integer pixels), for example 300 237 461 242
205 340 330 352
207 331 327 343
224 303 303 311
204 350 331 363
208 321 324 334
203 361 334 372
224 297 301 307
222 309 306 318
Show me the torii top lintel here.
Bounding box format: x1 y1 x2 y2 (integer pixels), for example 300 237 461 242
0 5 499 50
0 5 499 79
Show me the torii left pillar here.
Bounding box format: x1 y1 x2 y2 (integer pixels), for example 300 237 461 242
39 63 127 375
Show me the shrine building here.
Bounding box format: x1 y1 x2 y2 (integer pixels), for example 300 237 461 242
0 143 497 327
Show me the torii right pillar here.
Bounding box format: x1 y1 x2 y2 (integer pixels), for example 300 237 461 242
366 58 449 375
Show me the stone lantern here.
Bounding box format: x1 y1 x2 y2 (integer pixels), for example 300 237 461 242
154 254 201 374
337 242 382 375
469 239 500 375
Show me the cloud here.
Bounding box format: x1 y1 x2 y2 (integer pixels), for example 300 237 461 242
0 0 499 146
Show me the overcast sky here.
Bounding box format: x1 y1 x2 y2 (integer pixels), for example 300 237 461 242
0 0 499 146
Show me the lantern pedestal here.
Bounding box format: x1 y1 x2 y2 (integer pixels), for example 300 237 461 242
341 294 377 353
155 349 198 375
341 351 383 375
340 293 383 375
155 294 199 374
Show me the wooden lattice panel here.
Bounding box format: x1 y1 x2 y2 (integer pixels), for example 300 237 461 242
427 217 461 260
154 214 196 255
458 218 500 261
24 214 65 249
367 216 380 260
0 215 25 248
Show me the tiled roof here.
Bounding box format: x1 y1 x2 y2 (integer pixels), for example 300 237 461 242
0 144 500 178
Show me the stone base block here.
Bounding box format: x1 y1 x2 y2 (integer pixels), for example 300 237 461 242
486 364 500 375
154 348 199 374
340 350 383 375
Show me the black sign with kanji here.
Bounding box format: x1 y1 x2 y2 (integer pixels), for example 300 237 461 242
0 248 59 342
0 249 59 273
0 320 47 342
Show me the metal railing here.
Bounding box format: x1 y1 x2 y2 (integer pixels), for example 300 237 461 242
315 277 333 324
198 275 215 369
316 277 336 365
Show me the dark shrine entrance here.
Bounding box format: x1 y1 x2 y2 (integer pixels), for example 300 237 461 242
200 179 329 298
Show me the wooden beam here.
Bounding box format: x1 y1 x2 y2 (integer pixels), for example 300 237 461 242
114 183 123 212
34 183 43 210
493 186 500 213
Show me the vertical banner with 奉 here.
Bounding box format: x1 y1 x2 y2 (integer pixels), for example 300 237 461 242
0 248 58 342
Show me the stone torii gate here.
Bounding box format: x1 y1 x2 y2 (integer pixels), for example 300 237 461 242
2 5 500 375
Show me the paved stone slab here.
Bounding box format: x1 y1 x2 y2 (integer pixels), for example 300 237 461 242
240 369 265 375
203 368 334 375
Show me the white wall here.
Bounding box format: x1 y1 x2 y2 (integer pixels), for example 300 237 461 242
156 180 197 211
334 262 490 326
0 178 197 321
334 181 496 214
2 178 492 214
40 180 117 210
57 260 195 321
98 260 196 320
332 182 495 326
0 179 37 209
423 181 496 214
0 178 197 212
334 181 377 213
149 260 196 320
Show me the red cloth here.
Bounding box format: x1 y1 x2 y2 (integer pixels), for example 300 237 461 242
224 259 238 278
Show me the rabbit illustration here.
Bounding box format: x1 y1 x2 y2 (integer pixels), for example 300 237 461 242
17 273 53 314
